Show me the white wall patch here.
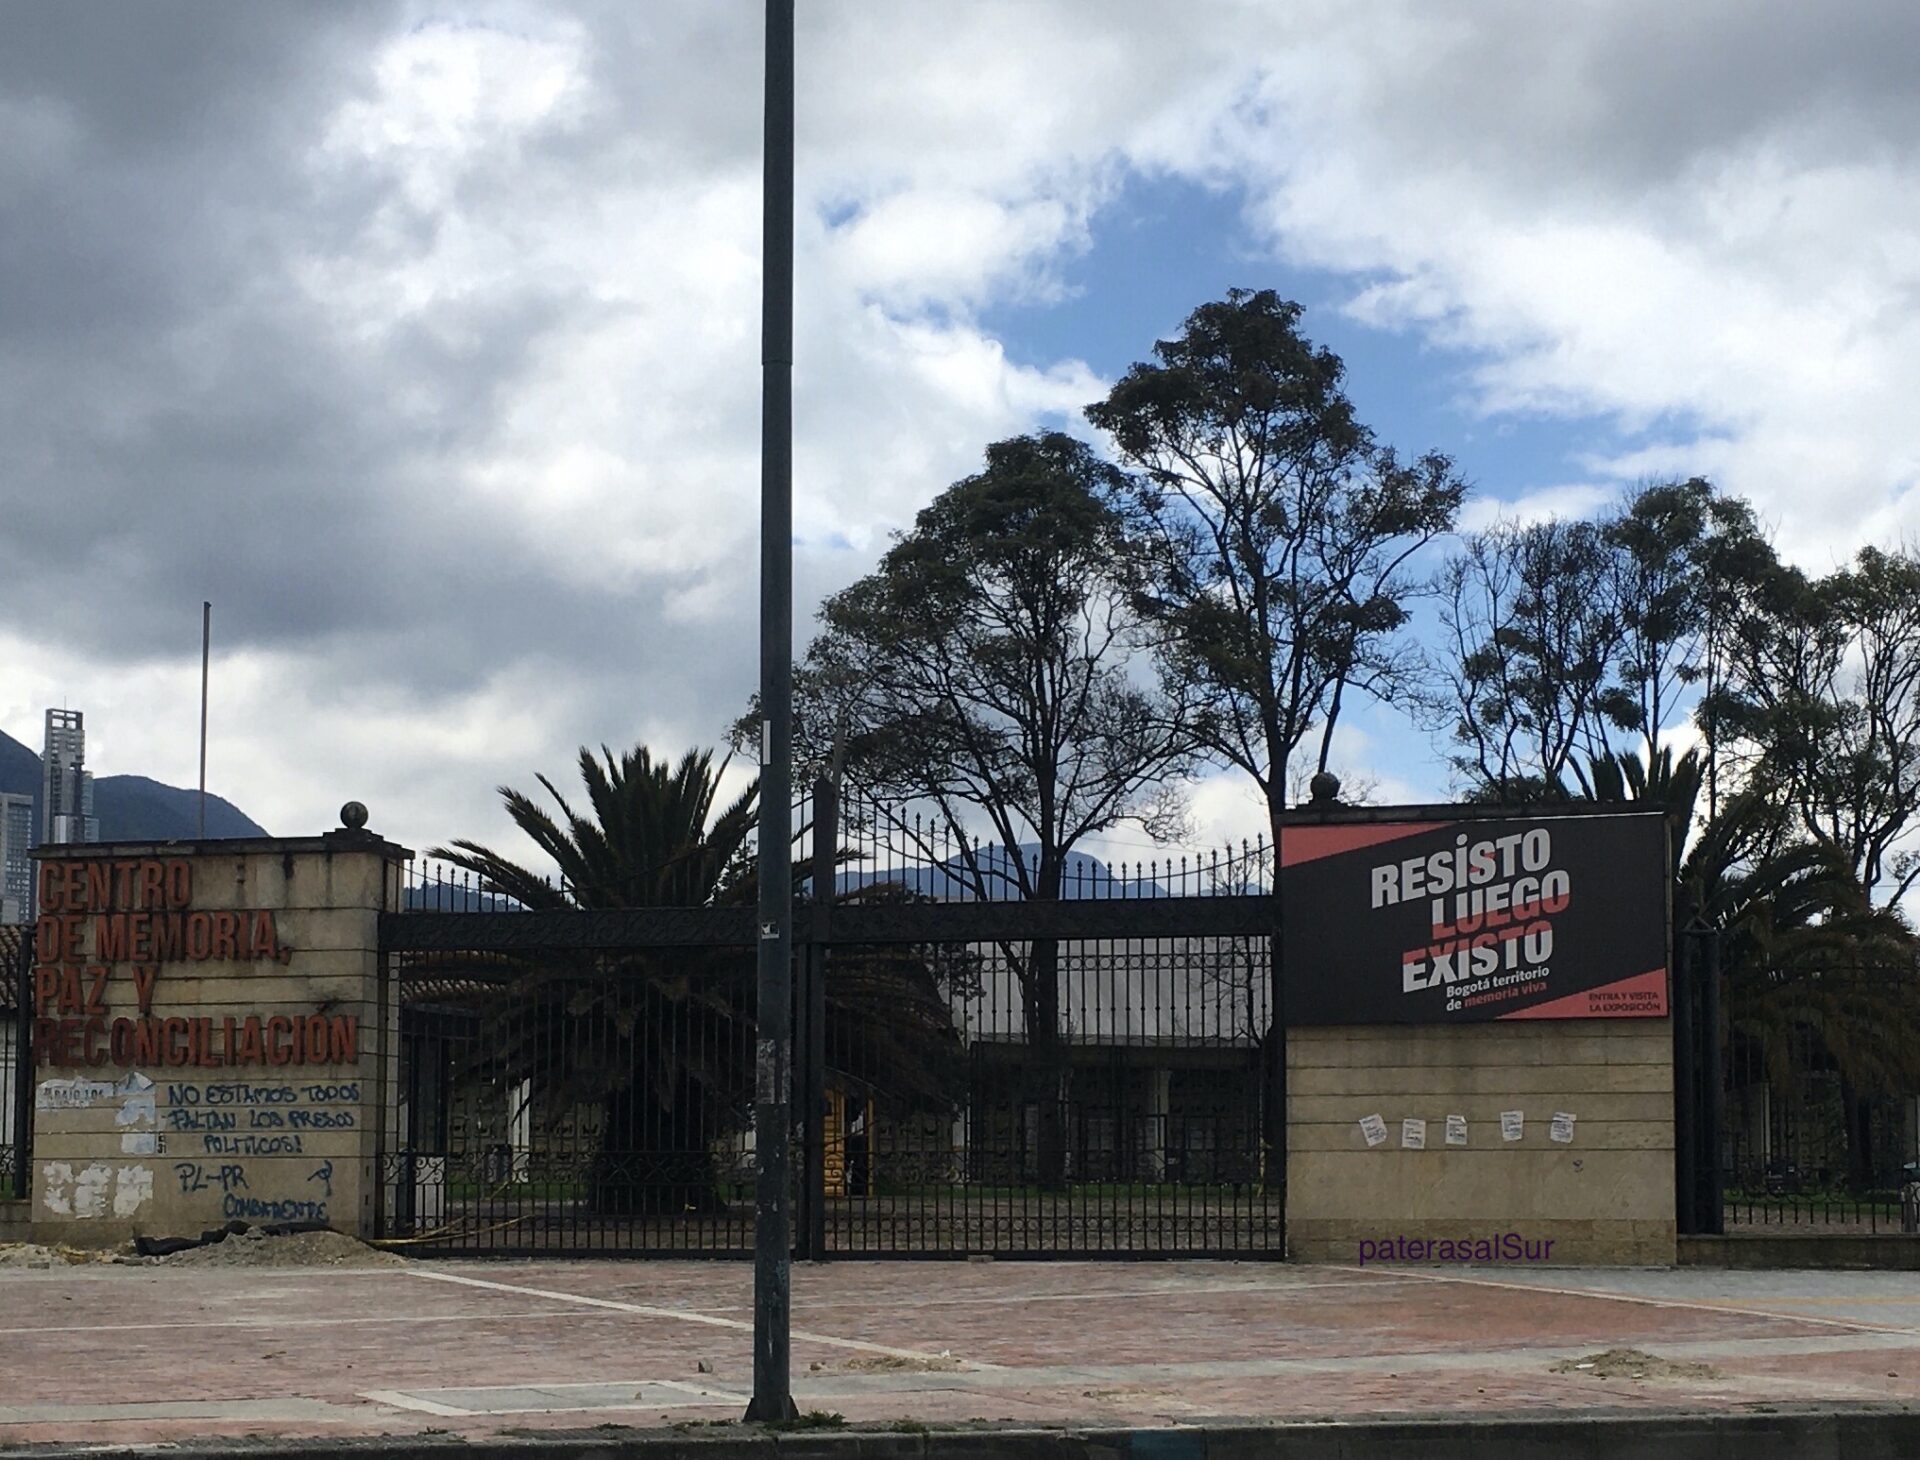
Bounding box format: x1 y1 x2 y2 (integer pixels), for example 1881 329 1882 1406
40 1162 74 1216
36 1078 118 1112
73 1163 112 1219
113 1165 155 1216
116 1087 157 1129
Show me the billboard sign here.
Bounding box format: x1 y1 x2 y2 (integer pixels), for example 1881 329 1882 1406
1280 810 1668 1024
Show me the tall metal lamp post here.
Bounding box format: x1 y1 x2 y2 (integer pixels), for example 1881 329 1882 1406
748 0 798 1424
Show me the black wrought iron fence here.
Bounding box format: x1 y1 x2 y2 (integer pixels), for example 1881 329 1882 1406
817 930 1280 1258
831 796 1273 902
386 946 762 1256
1720 962 1920 1234
379 784 1280 1257
3 923 28 1199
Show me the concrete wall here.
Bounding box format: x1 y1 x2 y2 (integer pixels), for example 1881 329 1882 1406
1288 1019 1675 1265
27 832 406 1246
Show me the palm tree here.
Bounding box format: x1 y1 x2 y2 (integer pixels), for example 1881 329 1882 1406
1584 746 1920 1191
439 745 758 912
431 744 967 1215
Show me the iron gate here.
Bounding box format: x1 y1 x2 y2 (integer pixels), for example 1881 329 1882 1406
1672 921 1722 1236
1675 921 1920 1236
376 785 1282 1258
3 924 29 1200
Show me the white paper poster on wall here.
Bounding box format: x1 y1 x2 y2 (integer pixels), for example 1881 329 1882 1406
1401 1118 1427 1150
1500 1110 1525 1142
1445 1114 1468 1146
1358 1114 1389 1148
1550 1111 1577 1143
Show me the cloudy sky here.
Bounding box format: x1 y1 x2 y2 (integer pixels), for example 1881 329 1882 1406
4 2 1918 868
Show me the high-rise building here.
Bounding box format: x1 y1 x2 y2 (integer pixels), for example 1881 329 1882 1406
42 708 97 847
0 791 31 922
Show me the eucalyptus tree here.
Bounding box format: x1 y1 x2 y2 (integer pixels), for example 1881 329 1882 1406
1434 479 1774 801
1605 478 1769 764
1434 517 1633 800
1707 544 1920 909
1086 289 1466 842
780 431 1195 1187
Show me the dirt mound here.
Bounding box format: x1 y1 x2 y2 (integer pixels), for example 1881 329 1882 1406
0 1242 128 1268
1551 1347 1721 1381
159 1227 406 1269
1 1229 404 1270
836 1353 966 1374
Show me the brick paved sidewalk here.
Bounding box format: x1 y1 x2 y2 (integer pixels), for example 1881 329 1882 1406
3 1259 1919 1449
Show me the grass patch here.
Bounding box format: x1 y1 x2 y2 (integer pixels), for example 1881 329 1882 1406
766 1410 846 1431
866 1181 1270 1201
1723 1188 1901 1217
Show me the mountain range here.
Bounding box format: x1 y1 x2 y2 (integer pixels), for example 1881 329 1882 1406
831 844 1174 901
0 725 266 842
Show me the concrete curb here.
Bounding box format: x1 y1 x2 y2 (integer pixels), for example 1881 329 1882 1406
8 1404 1920 1460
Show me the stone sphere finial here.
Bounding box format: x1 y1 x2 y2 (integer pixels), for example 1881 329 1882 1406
1307 772 1342 806
339 801 369 831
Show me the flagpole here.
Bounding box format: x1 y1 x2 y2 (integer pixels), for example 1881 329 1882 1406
198 601 210 839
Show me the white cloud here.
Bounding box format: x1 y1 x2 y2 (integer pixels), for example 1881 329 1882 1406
1215 1 1920 559
6 0 1920 866
1457 483 1615 534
